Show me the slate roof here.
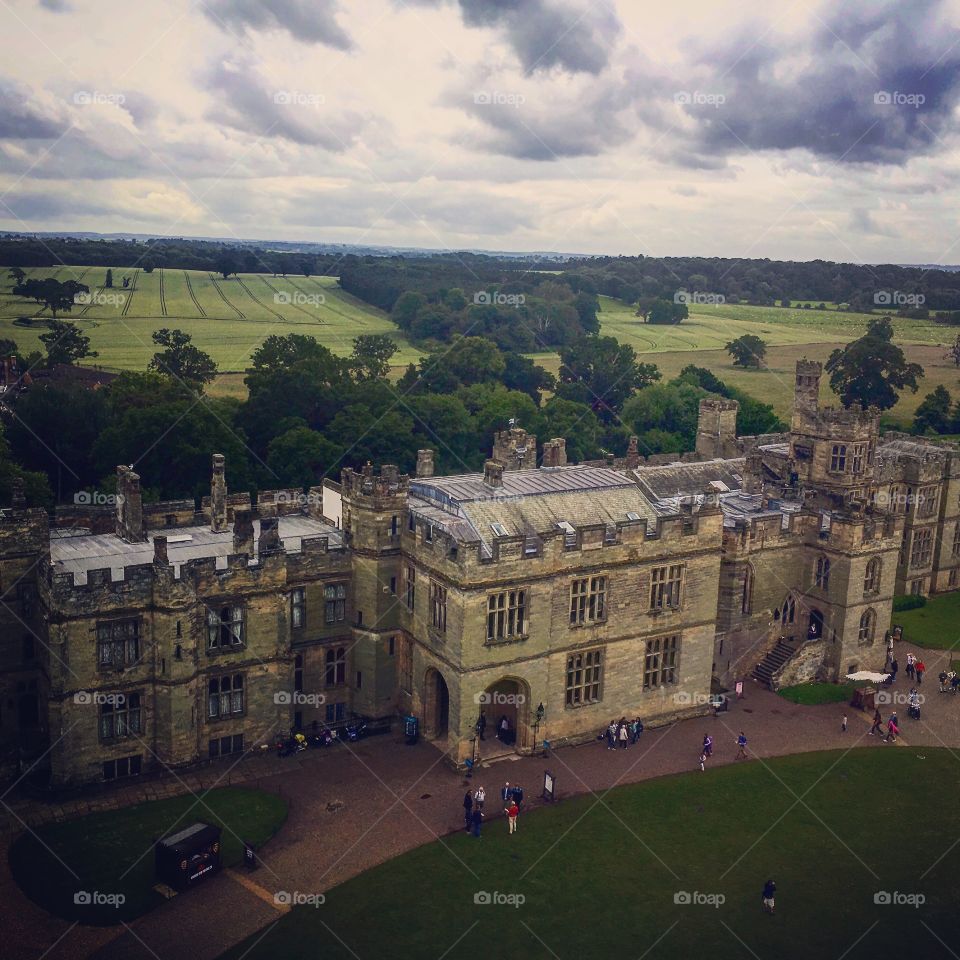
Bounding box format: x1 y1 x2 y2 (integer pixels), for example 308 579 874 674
632 458 747 503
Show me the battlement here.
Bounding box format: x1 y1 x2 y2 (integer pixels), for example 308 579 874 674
341 464 410 500
0 507 50 555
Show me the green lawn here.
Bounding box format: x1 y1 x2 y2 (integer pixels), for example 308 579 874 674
778 682 860 705
894 591 960 651
9 786 287 925
222 750 960 960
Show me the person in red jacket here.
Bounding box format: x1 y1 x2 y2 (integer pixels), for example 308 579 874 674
915 659 926 685
505 800 519 835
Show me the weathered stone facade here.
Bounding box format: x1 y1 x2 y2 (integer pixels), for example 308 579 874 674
2 361 958 788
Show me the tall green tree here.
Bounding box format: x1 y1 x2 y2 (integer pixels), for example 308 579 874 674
350 334 398 382
725 334 767 368
148 328 218 388
825 316 923 410
39 320 97 366
913 386 954 435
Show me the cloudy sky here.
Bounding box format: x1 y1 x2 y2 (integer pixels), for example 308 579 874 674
2 0 960 261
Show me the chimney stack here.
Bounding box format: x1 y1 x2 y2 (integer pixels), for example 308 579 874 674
11 477 25 510
626 436 640 469
233 508 255 556
416 449 435 478
483 460 504 489
542 438 567 468
258 516 282 554
115 465 146 543
153 535 168 566
210 453 227 532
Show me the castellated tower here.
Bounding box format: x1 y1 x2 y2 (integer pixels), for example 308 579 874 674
696 397 740 460
492 426 537 470
340 463 409 719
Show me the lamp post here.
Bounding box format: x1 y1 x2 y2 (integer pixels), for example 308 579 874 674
533 701 545 753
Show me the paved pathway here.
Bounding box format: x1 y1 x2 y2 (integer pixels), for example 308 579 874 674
4 640 960 960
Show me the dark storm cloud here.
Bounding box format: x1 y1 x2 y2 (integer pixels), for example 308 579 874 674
672 0 960 166
0 81 65 139
201 58 366 149
201 0 353 51
412 0 621 74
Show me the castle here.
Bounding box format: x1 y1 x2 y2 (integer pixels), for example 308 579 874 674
2 360 957 789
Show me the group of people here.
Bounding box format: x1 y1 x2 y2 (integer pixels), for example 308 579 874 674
697 731 748 770
602 717 644 749
463 781 525 837
868 708 902 741
937 670 960 693
474 712 515 745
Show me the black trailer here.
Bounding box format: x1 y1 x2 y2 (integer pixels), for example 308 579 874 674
155 822 222 890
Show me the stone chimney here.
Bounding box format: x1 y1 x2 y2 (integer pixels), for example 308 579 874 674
416 449 435 478
626 436 640 469
115 465 146 543
492 427 537 470
153 535 168 566
11 477 25 510
542 438 567 468
233 508 255 555
258 516 282 554
210 453 227 533
483 459 504 489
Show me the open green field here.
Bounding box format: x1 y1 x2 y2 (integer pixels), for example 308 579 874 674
0 267 420 373
894 591 960 651
223 749 960 960
9 786 288 925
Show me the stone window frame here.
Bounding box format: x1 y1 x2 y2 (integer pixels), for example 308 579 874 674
814 556 831 590
910 528 933 569
858 608 876 644
208 672 244 720
324 582 347 624
741 564 754 614
649 564 684 611
206 603 245 651
486 589 527 642
565 647 604 708
291 587 306 629
404 563 416 611
917 487 938 519
952 523 960 559
325 646 347 687
569 575 607 625
98 691 143 741
97 618 141 670
644 634 680 689
209 734 244 759
863 557 881 596
102 754 142 781
429 580 447 633
830 444 847 472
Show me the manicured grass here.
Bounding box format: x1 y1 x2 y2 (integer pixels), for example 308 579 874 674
221 750 960 960
778 681 860 705
9 786 288 925
894 591 960 651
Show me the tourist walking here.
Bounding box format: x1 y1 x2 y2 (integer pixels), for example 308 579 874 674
703 734 713 757
619 723 629 749
471 806 483 838
939 670 948 693
762 879 777 914
463 790 473 831
736 731 748 759
698 751 706 772
504 799 519 834
511 784 524 808
916 659 926 685
606 720 617 750
884 714 899 743
890 657 899 681
501 782 511 804
869 708 883 736
841 714 847 733
474 785 485 810
906 653 915 681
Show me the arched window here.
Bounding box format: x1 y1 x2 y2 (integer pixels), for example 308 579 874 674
815 556 831 590
864 558 881 595
777 594 796 624
741 565 754 615
858 609 876 644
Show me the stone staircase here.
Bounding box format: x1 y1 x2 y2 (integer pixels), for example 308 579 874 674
752 638 799 688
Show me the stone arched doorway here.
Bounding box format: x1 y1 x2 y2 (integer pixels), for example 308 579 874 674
808 608 824 641
423 668 449 740
482 677 530 750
